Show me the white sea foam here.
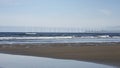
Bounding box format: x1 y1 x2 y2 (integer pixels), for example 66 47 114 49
0 36 73 40
76 35 111 39
97 35 111 38
0 35 120 40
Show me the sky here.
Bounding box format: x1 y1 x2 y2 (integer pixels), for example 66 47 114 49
0 0 120 32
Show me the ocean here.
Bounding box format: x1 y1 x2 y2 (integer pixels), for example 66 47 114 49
0 32 120 44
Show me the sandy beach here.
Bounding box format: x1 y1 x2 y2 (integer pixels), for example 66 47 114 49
0 43 120 67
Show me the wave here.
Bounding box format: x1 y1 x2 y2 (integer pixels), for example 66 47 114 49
76 35 120 38
78 36 97 38
25 32 37 35
0 35 120 40
75 35 110 38
0 36 73 40
97 35 110 38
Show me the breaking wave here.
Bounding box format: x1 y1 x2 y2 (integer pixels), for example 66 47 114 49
0 36 73 40
0 35 120 40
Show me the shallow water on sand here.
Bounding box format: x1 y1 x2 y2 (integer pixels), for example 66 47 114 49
0 53 116 68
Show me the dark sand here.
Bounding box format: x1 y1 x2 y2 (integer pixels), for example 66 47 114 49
0 43 120 67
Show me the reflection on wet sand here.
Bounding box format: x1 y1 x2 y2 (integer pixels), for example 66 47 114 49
0 53 115 68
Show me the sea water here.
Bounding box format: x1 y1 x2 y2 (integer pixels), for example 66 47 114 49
0 32 120 44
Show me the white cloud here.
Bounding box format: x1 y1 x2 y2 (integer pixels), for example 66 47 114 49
99 9 112 16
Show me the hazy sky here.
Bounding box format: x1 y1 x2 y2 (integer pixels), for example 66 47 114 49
0 0 120 31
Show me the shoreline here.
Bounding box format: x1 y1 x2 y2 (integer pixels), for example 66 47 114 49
0 43 120 67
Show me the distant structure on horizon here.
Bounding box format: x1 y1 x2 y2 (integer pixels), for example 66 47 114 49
0 26 120 33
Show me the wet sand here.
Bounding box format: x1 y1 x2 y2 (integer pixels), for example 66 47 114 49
0 43 120 67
